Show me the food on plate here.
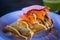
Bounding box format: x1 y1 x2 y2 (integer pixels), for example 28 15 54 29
3 5 58 40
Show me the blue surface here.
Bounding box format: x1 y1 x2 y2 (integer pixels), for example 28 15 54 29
0 10 60 40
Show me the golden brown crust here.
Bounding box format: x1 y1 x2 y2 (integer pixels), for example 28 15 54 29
3 6 53 40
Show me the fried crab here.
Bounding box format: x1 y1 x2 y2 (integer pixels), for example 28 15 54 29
3 5 58 40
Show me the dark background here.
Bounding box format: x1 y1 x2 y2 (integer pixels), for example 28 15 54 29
0 0 43 17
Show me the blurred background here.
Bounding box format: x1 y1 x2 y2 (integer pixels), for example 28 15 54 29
0 0 43 17
0 0 60 17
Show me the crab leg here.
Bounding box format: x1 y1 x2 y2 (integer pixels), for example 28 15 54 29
42 36 45 40
52 26 58 32
49 31 58 39
45 36 50 40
